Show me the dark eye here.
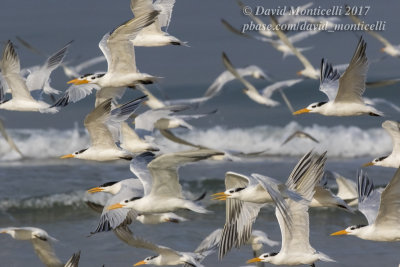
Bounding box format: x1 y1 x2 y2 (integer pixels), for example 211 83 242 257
229 190 234 193
91 77 95 80
350 227 355 230
311 105 316 108
125 200 128 203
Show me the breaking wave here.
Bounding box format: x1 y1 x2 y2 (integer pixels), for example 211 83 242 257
0 121 391 161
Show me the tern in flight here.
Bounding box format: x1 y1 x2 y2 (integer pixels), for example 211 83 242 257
331 170 400 241
293 38 383 117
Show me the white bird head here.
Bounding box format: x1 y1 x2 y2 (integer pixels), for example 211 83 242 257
362 156 388 167
211 187 245 200
67 73 105 85
87 181 120 194
134 255 159 266
247 252 278 263
60 148 88 159
107 196 142 210
293 102 327 115
330 224 366 236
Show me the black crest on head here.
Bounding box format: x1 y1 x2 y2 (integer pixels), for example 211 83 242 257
80 73 93 78
129 196 142 202
76 148 88 154
100 181 118 187
377 156 388 162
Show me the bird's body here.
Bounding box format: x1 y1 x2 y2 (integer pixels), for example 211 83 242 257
310 185 353 212
93 72 155 88
119 122 159 153
300 101 382 117
136 212 187 224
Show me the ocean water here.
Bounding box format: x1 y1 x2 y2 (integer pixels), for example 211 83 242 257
1 0 400 266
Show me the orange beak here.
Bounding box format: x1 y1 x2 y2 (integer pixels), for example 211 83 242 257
87 187 104 194
107 203 125 210
67 78 89 85
211 192 229 201
296 70 302 76
60 154 74 159
247 257 262 263
362 161 374 167
134 260 147 266
330 229 349 236
292 108 310 115
380 47 385 52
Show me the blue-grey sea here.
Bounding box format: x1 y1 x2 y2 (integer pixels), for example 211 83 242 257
0 0 400 266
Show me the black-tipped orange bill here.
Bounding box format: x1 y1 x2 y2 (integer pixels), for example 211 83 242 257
67 78 89 85
330 229 349 236
107 203 125 210
87 187 104 193
60 154 74 159
134 260 147 266
211 192 228 201
292 108 310 115
362 162 374 167
247 257 262 263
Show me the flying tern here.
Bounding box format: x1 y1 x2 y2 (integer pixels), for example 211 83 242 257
331 170 400 241
214 151 323 259
130 0 186 46
0 41 59 113
247 152 335 266
60 96 146 161
293 38 383 117
107 149 222 214
0 227 80 267
363 120 400 168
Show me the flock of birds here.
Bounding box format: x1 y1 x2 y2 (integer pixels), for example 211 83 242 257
1 0 400 266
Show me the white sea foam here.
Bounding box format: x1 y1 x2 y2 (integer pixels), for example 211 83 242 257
0 190 109 210
0 125 89 161
0 121 391 161
156 121 390 158
0 188 205 210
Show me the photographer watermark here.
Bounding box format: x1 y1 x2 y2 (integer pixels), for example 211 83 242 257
240 4 386 33
242 5 371 17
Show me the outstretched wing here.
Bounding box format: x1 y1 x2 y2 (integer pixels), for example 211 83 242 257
335 38 368 104
319 58 340 101
357 170 381 225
